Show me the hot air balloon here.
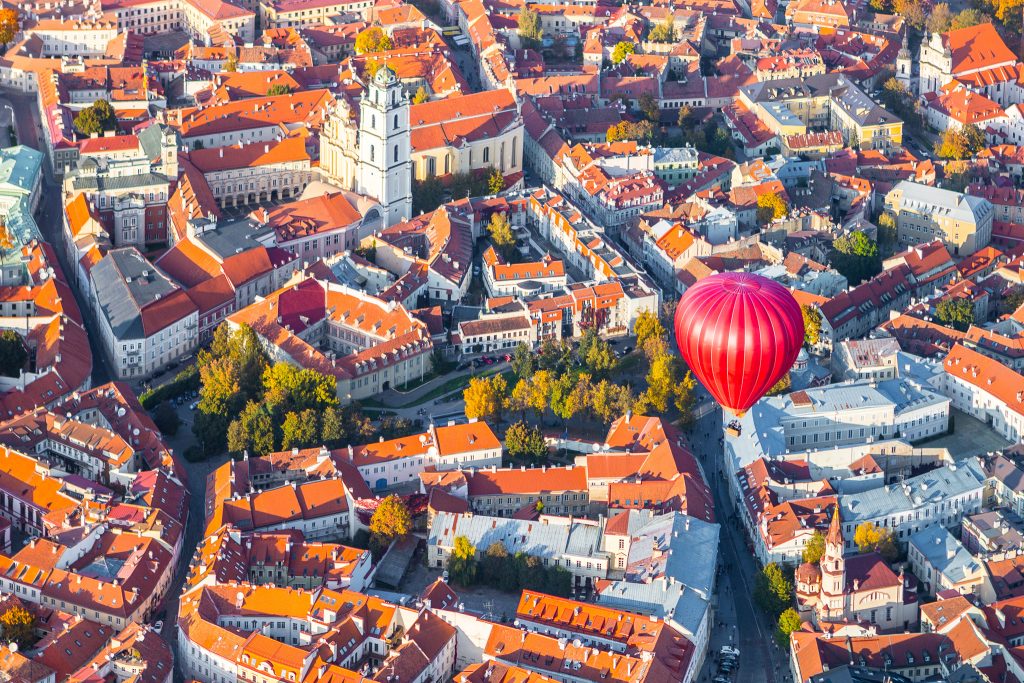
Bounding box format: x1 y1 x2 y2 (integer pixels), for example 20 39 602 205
674 272 804 417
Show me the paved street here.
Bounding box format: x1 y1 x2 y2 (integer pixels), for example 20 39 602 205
690 403 791 683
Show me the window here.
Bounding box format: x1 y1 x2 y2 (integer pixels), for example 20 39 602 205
483 147 490 163
394 114 399 128
370 145 375 162
394 145 399 163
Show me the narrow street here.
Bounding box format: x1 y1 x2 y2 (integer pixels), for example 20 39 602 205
690 403 791 683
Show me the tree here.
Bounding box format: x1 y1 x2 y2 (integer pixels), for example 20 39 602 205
611 41 635 64
464 375 508 422
633 310 665 351
280 409 319 450
0 9 19 47
756 192 788 225
262 363 338 417
537 340 571 373
935 125 985 160
320 407 346 447
674 371 698 428
579 329 615 378
224 54 238 72
369 495 412 551
510 372 550 421
505 420 548 461
152 401 181 436
777 608 803 647
591 379 634 423
266 83 292 96
448 536 477 587
996 0 1024 29
649 15 675 42
355 27 393 54
926 2 954 32
853 521 899 561
487 168 505 195
0 606 35 650
487 212 516 257
802 530 826 564
638 93 660 124
481 542 516 587
754 562 793 617
511 342 534 381
0 329 25 377
876 212 898 251
517 6 543 47
950 7 989 28
892 0 926 28
549 371 584 424
936 298 975 332
801 305 822 347
831 231 881 285
639 351 677 413
768 372 791 397
1003 287 1024 314
412 176 445 215
606 120 653 143
73 99 116 136
676 104 695 130
226 401 275 456
412 86 430 104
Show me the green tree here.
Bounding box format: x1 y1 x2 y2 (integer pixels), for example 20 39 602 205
537 339 572 373
320 407 346 447
638 92 660 124
516 553 547 590
481 541 516 587
802 305 822 347
226 401 275 456
638 351 677 413
802 530 826 564
591 379 634 423
549 371 582 424
831 231 881 285
280 409 319 450
936 298 975 332
505 420 548 461
853 521 899 562
412 176 445 215
0 606 36 650
355 26 393 54
754 562 793 617
73 99 116 136
262 363 338 416
266 84 291 95
511 342 534 381
776 608 803 647
544 565 573 597
488 167 505 195
611 41 635 64
1003 287 1024 314
412 86 430 104
0 329 26 377
674 371 698 428
756 192 789 225
448 536 477 587
633 310 666 351
950 7 989 28
517 6 543 47
648 15 675 42
369 495 412 553
152 401 181 436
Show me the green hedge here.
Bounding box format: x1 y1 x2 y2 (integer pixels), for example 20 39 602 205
139 364 200 410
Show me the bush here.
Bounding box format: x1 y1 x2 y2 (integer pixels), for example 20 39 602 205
139 364 200 409
183 445 204 462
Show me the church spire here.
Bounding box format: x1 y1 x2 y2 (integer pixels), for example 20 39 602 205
826 505 843 548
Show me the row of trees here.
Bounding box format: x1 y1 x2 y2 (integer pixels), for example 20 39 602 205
754 563 803 647
447 537 574 597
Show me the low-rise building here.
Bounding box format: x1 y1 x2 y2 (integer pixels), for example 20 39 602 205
908 525 986 596
885 181 994 256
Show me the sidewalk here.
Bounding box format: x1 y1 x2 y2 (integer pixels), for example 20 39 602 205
375 361 510 408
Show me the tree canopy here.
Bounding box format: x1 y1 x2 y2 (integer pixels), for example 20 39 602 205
369 495 412 550
648 16 675 42
802 530 826 564
935 124 985 160
0 330 25 378
517 6 543 46
853 521 899 562
355 27 393 54
0 9 20 46
0 606 35 649
936 298 975 332
756 193 788 225
830 231 881 285
73 99 116 136
802 305 822 347
611 41 635 64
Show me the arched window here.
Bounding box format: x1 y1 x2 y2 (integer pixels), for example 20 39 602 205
394 114 399 128
394 145 399 163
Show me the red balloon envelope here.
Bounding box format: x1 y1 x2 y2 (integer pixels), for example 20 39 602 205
674 272 804 417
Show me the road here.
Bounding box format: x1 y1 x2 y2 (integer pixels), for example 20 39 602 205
690 402 791 683
0 89 112 387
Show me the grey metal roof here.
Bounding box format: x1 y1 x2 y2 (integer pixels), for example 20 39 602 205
891 181 993 224
841 459 984 523
429 511 605 561
90 247 178 340
908 525 981 585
